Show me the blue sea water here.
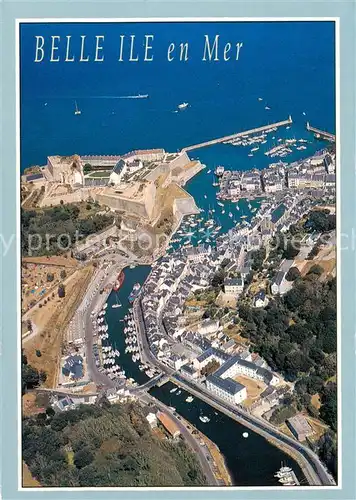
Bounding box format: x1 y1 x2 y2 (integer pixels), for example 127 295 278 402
20 22 335 483
20 21 335 171
104 266 151 385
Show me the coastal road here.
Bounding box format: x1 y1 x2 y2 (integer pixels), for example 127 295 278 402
171 374 333 487
141 393 219 486
81 259 130 389
133 300 335 487
72 275 219 486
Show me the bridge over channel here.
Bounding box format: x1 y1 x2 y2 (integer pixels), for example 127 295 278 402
181 116 293 153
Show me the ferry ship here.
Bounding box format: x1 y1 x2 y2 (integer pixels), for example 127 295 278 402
128 283 141 303
113 271 125 292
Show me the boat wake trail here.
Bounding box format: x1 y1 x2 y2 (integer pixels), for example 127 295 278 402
90 95 149 99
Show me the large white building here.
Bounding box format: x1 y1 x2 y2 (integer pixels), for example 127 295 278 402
206 374 247 404
203 352 279 405
222 357 279 386
224 277 244 296
109 158 144 186
271 271 285 295
264 180 284 193
200 349 279 406
186 244 212 263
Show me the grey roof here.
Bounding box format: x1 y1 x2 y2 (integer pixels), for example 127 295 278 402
273 271 285 286
207 373 245 395
112 159 126 174
26 173 44 181
213 355 240 378
313 173 325 181
224 278 243 286
271 204 287 224
58 396 74 409
255 290 266 301
323 154 332 166
181 364 195 375
260 386 275 398
287 414 312 434
196 347 229 363
234 357 274 383
223 339 236 349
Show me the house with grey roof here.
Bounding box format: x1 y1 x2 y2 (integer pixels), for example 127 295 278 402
287 414 313 442
253 290 269 308
224 277 244 296
206 374 247 405
271 271 285 295
109 159 127 185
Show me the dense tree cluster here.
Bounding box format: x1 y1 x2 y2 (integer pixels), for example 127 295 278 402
201 360 220 377
270 405 296 425
251 248 266 272
270 232 301 260
319 382 337 431
21 205 114 256
307 242 321 260
22 403 206 487
317 431 337 479
238 275 337 420
22 350 46 394
83 163 92 174
285 266 301 282
304 210 336 233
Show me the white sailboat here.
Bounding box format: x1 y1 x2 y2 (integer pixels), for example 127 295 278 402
74 101 81 115
112 293 122 309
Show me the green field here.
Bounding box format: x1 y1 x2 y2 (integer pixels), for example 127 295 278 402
86 170 111 178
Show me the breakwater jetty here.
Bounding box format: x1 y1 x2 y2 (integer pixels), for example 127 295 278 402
306 122 335 142
181 116 293 153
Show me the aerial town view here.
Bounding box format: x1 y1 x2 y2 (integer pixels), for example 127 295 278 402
20 21 337 488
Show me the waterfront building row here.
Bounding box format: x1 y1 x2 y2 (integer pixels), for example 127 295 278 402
218 150 336 201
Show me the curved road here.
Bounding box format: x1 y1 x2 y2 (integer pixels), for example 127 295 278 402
142 393 218 485
78 265 334 487
133 300 335 487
